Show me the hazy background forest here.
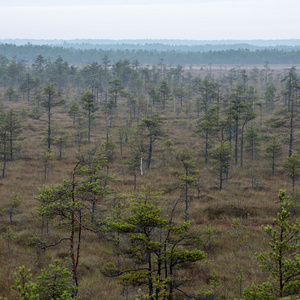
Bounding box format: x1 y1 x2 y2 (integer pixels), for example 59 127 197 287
1 39 300 65
0 39 300 299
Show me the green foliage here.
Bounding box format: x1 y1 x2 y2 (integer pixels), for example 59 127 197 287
229 219 250 249
118 271 148 287
67 100 80 126
41 84 65 150
160 139 175 167
176 149 199 221
3 192 21 224
5 108 23 160
103 185 206 299
109 77 124 106
12 262 79 300
264 83 276 109
125 145 141 189
4 86 18 101
40 150 54 181
159 79 170 109
37 181 81 223
19 73 38 101
245 123 260 160
12 265 35 300
249 168 262 189
242 282 273 300
81 90 97 143
101 262 122 277
1 225 17 251
283 153 300 194
32 260 75 300
210 141 232 190
197 77 217 113
265 135 282 175
53 132 68 160
267 108 290 129
140 115 164 169
243 190 300 299
0 108 23 177
198 223 220 252
196 105 219 164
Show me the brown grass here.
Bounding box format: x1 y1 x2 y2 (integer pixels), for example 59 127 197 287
0 65 299 299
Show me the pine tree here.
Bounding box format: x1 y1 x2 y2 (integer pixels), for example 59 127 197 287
210 141 232 190
245 123 260 160
176 149 198 221
0 111 10 177
243 190 300 299
283 153 300 194
102 185 206 300
81 90 97 143
40 84 65 150
140 115 164 169
265 135 282 175
159 79 170 110
6 108 23 160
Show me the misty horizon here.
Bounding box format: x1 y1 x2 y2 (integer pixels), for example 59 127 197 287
1 0 300 40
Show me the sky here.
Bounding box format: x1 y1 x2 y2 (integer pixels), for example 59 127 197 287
1 0 300 40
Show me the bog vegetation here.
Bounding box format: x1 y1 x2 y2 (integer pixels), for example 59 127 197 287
0 52 300 299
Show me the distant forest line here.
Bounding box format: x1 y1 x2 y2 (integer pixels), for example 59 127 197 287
3 38 300 47
1 42 300 65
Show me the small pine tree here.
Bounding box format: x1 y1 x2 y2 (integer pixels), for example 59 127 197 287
283 153 300 194
53 132 68 160
210 141 232 190
176 149 198 221
1 226 17 251
243 190 300 299
3 192 21 224
13 262 79 300
245 123 260 160
265 135 282 175
40 150 54 181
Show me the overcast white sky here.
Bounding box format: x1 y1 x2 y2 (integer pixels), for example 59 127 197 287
1 0 299 40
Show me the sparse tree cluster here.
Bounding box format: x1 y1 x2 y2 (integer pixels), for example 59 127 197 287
1 52 300 299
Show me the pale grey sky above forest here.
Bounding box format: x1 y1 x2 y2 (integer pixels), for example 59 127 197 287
1 0 299 40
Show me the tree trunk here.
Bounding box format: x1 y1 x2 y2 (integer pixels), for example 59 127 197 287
147 250 154 299
147 137 153 169
235 118 238 165
220 162 223 190
10 131 13 160
88 109 91 143
59 145 62 160
240 127 244 168
44 164 47 180
2 139 6 178
71 166 79 296
134 173 136 190
289 95 294 157
48 108 51 150
185 180 188 222
205 130 208 164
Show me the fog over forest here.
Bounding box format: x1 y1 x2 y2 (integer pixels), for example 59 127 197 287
2 39 300 49
1 39 300 65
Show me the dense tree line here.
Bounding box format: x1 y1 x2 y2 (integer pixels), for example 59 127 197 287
1 43 300 65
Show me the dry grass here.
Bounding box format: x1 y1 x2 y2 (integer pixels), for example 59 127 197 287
0 66 299 299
